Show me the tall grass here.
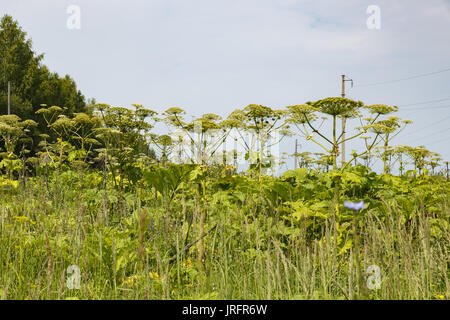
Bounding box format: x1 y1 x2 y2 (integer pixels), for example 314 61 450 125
0 175 449 300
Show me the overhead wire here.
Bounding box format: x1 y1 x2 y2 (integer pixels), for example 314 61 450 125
411 126 450 142
354 67 450 87
350 66 450 154
398 97 450 107
427 135 450 145
404 114 450 135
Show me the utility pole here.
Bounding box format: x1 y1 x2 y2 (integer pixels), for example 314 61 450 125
7 81 11 115
341 75 353 168
446 161 449 181
294 139 301 169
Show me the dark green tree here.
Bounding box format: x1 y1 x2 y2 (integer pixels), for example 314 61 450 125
0 14 87 149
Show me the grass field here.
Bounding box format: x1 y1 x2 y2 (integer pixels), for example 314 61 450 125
1 166 448 300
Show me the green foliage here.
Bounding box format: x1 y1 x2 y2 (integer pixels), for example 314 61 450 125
143 163 195 200
0 165 448 300
0 15 87 142
0 14 448 300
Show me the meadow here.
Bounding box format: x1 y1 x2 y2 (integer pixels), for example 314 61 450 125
1 164 449 300
1 10 449 302
0 100 449 300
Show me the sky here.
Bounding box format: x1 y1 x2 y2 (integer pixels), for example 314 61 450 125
1 0 450 172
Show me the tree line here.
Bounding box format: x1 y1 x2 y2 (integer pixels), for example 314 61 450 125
0 14 88 152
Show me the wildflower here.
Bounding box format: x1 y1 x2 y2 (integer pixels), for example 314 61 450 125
12 216 31 223
123 274 140 286
148 219 155 233
344 201 366 211
149 272 162 281
181 257 193 269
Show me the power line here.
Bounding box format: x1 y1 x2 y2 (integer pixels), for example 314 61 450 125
398 105 450 119
398 97 450 107
427 135 450 145
411 104 450 109
413 126 450 142
354 67 450 87
398 105 450 112
405 114 450 136
395 104 450 117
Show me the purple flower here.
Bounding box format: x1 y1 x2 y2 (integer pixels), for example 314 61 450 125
148 219 155 232
344 201 366 211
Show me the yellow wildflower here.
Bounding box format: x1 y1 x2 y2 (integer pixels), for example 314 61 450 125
433 293 445 300
13 216 31 223
149 272 162 281
181 257 193 269
123 274 140 286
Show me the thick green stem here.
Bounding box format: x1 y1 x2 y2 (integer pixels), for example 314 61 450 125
383 135 389 174
197 180 207 272
352 212 367 299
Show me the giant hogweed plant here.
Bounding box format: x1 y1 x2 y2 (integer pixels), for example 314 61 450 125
93 103 157 190
0 114 37 180
363 115 411 174
35 105 104 187
35 105 69 166
162 107 236 167
403 145 442 177
225 104 290 179
162 108 233 270
285 98 411 219
286 99 412 173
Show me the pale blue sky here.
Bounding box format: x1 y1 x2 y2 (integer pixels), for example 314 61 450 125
2 0 450 171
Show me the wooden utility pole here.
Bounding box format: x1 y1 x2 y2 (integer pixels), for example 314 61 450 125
7 81 11 115
446 161 449 181
341 75 346 167
340 75 353 168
